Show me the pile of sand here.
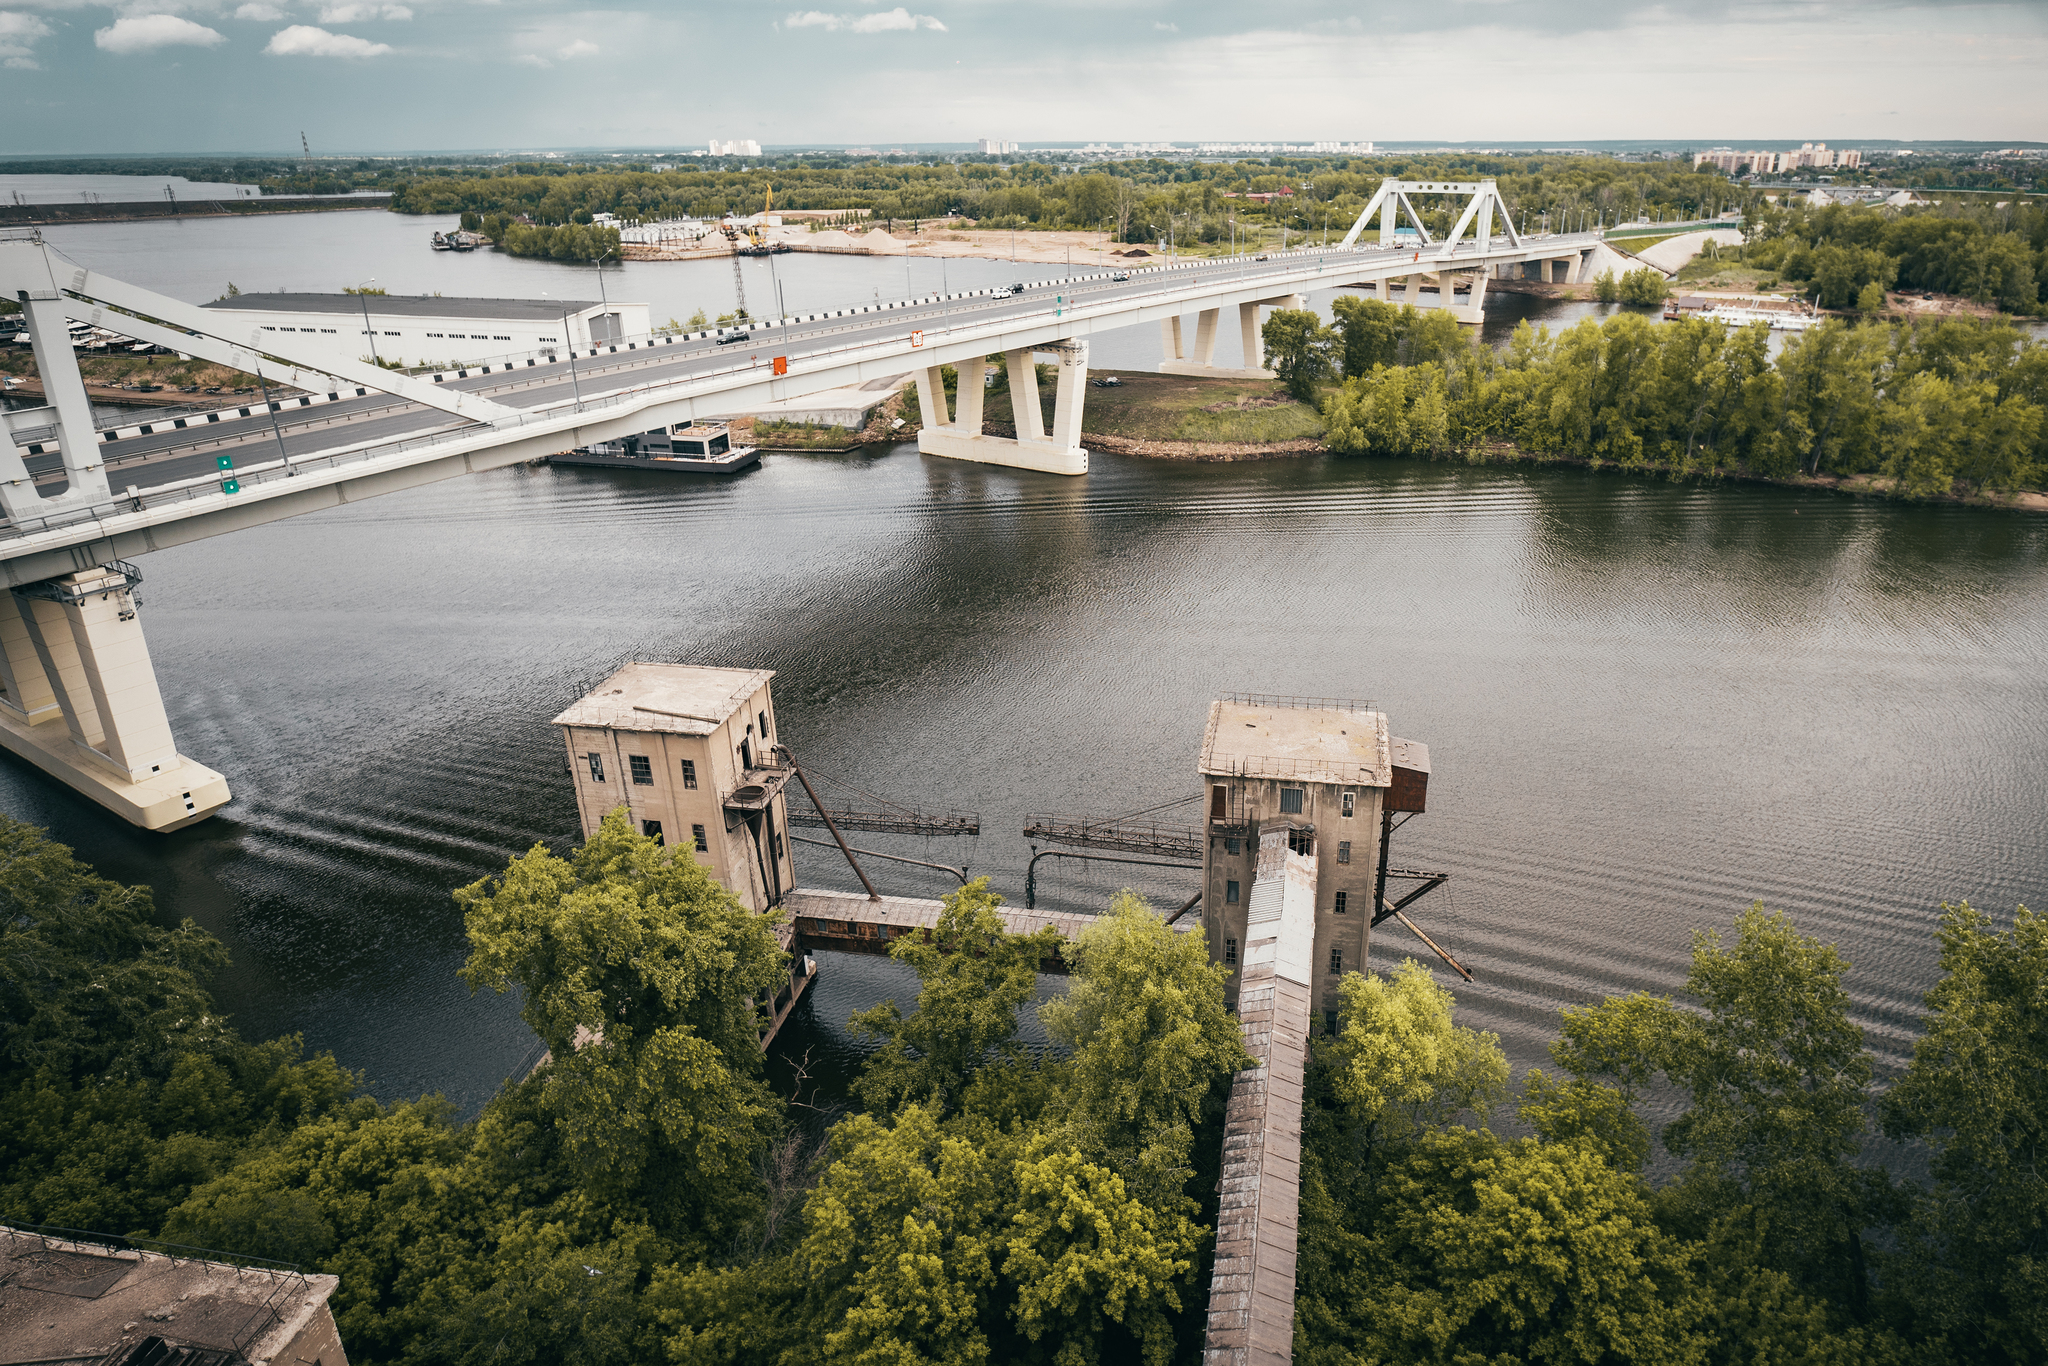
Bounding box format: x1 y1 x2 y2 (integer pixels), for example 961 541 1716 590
806 229 861 248
859 227 906 254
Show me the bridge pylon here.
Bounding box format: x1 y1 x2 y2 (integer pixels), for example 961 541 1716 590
0 560 229 830
917 339 1090 475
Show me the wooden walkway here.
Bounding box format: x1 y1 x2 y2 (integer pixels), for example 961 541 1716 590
1204 828 1318 1365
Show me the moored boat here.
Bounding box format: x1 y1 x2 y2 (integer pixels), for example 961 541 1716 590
552 420 760 474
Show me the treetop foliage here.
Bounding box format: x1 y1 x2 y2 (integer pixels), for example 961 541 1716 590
6 815 2042 1365
1302 302 2048 498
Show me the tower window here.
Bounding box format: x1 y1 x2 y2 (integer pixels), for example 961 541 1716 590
740 738 753 770
1338 840 1351 864
1342 790 1356 818
586 753 605 782
692 823 708 851
680 758 698 788
641 819 664 844
1334 891 1349 915
629 755 653 785
758 710 769 740
1226 879 1240 904
1225 937 1238 964
1280 787 1305 814
1226 838 1242 856
1324 1009 1338 1035
1210 785 1227 820
1329 949 1343 974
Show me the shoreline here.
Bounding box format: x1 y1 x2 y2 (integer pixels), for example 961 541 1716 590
917 412 2048 511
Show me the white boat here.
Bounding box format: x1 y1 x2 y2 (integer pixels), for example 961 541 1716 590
1697 304 1819 332
553 420 761 474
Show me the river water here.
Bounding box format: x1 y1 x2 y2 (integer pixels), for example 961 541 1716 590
8 208 2045 1113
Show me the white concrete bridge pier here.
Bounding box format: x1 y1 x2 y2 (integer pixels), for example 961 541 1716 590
916 340 1091 475
0 561 229 830
1158 295 1302 380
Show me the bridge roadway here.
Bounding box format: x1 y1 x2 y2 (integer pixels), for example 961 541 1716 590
0 228 1602 586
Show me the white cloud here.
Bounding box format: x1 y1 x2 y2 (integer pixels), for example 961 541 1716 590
94 14 227 52
264 23 392 54
783 7 945 33
513 51 547 65
318 3 411 21
0 12 51 68
234 3 287 19
1154 20 1177 31
558 36 597 57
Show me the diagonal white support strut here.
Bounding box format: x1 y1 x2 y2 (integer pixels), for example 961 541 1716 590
2 236 514 428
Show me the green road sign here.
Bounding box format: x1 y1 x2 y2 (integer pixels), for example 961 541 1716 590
216 455 234 471
221 478 240 495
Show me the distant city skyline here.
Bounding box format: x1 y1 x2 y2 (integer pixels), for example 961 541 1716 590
0 1 2041 154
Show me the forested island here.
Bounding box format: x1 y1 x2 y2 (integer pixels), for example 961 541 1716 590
1 814 2038 1365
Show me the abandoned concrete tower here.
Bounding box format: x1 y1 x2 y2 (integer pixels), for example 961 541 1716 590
1198 694 1432 1028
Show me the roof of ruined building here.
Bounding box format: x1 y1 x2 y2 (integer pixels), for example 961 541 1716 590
0 1226 338 1366
551 662 773 737
1199 695 1391 787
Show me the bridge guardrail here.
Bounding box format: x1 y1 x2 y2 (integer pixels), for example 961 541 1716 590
1 234 1607 549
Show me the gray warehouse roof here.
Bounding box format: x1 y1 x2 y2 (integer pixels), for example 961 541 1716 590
200 293 605 321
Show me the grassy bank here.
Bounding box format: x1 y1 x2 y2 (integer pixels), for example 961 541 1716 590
983 369 1323 444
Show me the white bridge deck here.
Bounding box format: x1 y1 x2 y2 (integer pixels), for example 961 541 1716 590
2 212 1601 586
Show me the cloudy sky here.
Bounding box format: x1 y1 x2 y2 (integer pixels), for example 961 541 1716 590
1 1 2042 154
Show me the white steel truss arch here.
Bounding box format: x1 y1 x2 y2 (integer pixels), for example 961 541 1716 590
1338 178 1522 260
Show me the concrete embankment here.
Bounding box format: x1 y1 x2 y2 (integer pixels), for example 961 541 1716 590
0 195 391 227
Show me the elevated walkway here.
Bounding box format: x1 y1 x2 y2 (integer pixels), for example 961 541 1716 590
1204 823 1317 1365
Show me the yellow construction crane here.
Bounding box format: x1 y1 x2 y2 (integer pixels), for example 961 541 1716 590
745 185 773 250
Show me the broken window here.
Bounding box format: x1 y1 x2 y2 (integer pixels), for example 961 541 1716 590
1225 937 1238 965
1289 828 1314 856
629 755 654 785
680 758 698 789
1329 948 1343 975
1280 787 1305 814
641 819 664 844
1342 790 1356 818
586 753 605 782
1338 840 1351 864
1210 785 1227 820
1334 891 1348 915
1226 879 1240 904
1225 838 1242 856
692 823 709 852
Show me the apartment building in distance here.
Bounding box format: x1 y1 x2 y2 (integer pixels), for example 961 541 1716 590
1695 142 1863 175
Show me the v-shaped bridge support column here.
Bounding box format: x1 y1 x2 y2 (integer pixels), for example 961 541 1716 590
917 342 1088 475
0 561 229 830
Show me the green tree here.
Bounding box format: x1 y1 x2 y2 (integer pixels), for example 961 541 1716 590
1594 269 1620 303
849 878 1059 1116
1882 902 2048 1365
1619 267 1670 305
1296 1128 1712 1366
1553 906 1891 1313
456 810 784 1239
1857 281 1887 313
1329 294 1403 375
1260 307 1337 401
1036 890 1249 1200
1324 958 1508 1147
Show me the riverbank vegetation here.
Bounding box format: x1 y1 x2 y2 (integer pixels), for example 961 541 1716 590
1743 199 2047 313
4 815 2041 1365
1264 303 2047 500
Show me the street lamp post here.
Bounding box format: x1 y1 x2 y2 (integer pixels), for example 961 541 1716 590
356 278 379 366
543 292 583 404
